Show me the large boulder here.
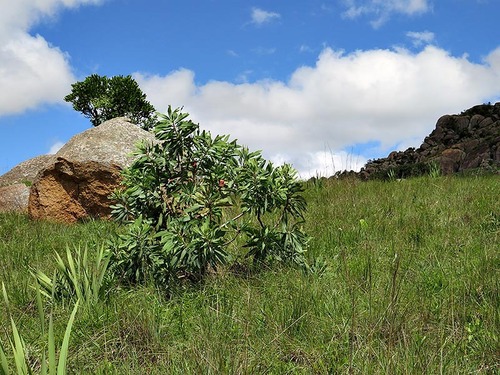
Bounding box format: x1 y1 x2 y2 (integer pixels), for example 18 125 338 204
28 157 123 223
55 117 155 165
0 155 56 213
28 117 156 223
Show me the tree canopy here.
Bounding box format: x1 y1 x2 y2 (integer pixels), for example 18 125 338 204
64 74 156 129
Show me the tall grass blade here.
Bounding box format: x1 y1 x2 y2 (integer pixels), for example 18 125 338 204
0 340 10 375
48 317 55 375
35 282 45 335
30 269 53 299
1 283 10 314
40 353 47 375
1 283 11 375
82 247 91 301
64 247 82 301
10 319 29 375
94 245 111 302
33 244 111 305
57 300 79 375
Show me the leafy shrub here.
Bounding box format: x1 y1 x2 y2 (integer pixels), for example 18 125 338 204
109 107 310 287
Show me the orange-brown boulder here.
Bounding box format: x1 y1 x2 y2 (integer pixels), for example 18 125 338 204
28 157 122 223
27 117 156 223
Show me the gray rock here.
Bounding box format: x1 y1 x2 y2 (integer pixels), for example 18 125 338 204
468 114 484 130
0 155 56 212
55 117 156 167
0 184 30 213
0 155 56 187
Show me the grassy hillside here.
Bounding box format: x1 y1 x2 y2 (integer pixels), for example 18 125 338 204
1 175 498 374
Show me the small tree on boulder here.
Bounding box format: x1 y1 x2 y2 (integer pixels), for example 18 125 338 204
64 74 156 129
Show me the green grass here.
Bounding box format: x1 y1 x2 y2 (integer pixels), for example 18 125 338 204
1 175 498 374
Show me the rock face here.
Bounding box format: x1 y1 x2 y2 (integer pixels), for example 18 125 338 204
360 102 500 179
0 155 56 213
28 117 156 223
0 184 31 213
55 117 155 166
28 158 123 223
0 155 56 187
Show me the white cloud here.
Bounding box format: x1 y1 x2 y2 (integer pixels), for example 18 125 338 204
0 0 104 116
134 69 197 112
342 0 431 27
290 151 368 179
136 45 500 178
250 8 281 26
0 33 75 114
407 30 435 47
48 140 65 154
0 0 103 35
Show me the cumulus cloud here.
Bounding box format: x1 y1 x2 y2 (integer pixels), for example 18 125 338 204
135 45 500 178
342 0 431 27
250 8 281 26
0 33 75 114
0 0 104 116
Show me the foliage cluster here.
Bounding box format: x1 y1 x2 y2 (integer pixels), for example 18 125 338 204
109 107 310 287
64 74 156 129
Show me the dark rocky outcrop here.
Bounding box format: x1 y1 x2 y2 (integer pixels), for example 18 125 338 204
360 102 500 179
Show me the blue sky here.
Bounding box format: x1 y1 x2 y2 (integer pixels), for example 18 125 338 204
1 0 499 178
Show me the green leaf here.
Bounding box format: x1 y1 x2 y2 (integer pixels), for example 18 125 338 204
35 282 45 335
57 300 79 375
11 318 28 375
0 338 10 375
48 315 56 375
